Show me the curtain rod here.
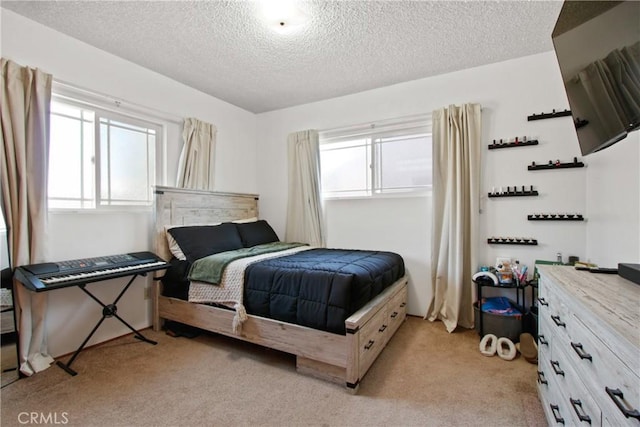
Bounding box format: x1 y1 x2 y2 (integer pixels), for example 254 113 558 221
318 112 432 135
52 79 183 125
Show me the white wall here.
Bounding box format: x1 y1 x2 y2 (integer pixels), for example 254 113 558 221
1 9 258 357
256 50 640 317
584 135 640 265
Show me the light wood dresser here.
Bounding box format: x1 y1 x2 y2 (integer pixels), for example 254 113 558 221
536 265 640 426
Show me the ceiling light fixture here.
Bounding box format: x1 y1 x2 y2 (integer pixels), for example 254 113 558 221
260 0 307 33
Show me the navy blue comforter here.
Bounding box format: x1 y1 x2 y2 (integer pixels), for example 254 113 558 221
244 248 405 335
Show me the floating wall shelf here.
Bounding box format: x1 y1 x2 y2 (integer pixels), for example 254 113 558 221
528 109 572 121
488 139 539 150
528 159 584 171
489 190 538 198
528 214 584 221
487 237 538 246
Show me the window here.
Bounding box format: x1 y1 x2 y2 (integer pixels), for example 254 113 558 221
319 117 432 198
49 99 160 209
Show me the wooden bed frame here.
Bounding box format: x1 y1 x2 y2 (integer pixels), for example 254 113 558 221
152 186 408 392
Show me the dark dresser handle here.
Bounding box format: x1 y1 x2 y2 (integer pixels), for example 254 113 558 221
399 302 406 307
551 315 566 328
550 404 565 424
537 370 548 385
390 311 398 318
570 342 593 362
539 334 549 346
378 324 387 333
570 398 592 424
364 340 375 350
538 297 549 306
551 360 565 376
606 387 640 420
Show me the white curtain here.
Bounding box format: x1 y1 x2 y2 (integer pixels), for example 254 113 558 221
425 103 482 333
285 130 325 247
0 58 54 375
176 118 216 190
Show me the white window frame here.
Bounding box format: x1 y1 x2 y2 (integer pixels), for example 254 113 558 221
48 92 167 212
319 114 432 199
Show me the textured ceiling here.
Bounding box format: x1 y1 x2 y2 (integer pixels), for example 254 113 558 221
2 1 564 113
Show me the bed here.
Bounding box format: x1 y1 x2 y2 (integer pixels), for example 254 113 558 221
153 186 408 392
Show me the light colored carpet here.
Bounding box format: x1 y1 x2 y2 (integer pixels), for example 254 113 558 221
0 316 545 426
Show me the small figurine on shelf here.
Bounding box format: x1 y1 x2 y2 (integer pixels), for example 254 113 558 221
555 159 561 166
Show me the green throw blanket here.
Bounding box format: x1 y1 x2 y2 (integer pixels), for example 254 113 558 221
188 242 306 285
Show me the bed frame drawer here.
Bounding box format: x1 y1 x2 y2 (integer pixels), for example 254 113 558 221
357 304 389 378
386 285 407 339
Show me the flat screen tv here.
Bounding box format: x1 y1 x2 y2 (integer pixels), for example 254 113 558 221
552 1 640 156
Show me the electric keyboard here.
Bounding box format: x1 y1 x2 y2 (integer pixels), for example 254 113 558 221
14 251 168 292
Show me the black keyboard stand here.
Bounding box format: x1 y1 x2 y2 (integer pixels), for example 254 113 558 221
56 273 157 376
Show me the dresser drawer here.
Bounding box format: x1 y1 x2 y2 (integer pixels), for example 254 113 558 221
538 279 574 342
550 343 602 426
539 355 567 425
566 314 640 426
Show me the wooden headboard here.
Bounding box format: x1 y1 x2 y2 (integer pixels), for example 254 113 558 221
154 186 259 261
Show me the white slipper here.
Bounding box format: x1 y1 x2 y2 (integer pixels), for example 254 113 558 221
479 334 498 356
497 337 517 361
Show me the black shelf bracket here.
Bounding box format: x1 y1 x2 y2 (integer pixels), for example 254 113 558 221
487 237 538 246
488 138 539 150
528 214 584 221
528 158 584 171
528 109 572 121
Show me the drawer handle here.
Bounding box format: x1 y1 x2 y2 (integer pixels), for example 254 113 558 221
536 370 548 385
538 297 549 306
551 315 566 328
605 387 640 420
364 340 375 350
550 404 565 424
538 335 549 346
570 398 592 424
400 302 406 308
378 324 387 333
570 342 593 362
551 360 565 376
390 311 398 318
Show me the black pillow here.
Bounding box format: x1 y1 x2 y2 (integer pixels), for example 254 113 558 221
167 223 243 263
236 220 279 247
